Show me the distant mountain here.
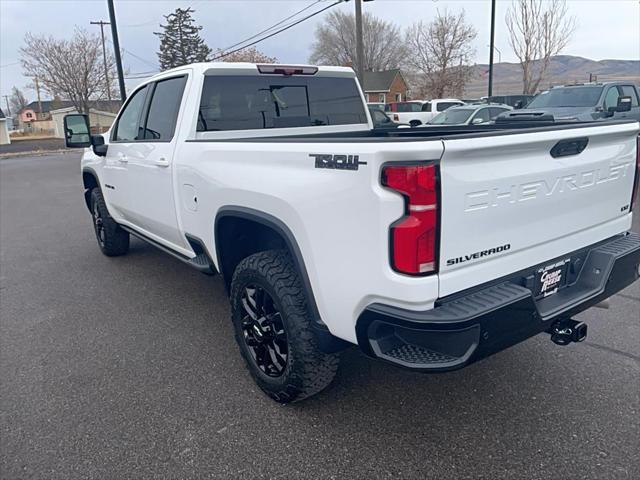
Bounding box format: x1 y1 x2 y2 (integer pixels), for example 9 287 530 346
463 55 640 98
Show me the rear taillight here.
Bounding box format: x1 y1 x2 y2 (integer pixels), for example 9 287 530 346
631 136 640 210
382 164 439 275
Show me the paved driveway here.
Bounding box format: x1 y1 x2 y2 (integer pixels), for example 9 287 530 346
1 153 638 479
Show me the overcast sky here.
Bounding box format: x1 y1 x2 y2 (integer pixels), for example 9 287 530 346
1 0 639 103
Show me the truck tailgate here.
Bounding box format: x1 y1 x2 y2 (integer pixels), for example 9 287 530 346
438 121 638 297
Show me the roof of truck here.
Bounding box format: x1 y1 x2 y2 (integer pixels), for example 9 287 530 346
551 81 631 88
152 62 356 80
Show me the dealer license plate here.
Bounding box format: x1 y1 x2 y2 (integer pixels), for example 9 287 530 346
534 258 570 298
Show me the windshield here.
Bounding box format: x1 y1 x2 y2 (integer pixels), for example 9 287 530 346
429 108 474 125
527 86 603 108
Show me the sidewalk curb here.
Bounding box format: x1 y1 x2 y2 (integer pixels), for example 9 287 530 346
0 149 77 159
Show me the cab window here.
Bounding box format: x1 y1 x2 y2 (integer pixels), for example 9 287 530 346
113 85 149 142
437 102 461 112
198 76 367 131
603 87 621 110
142 76 187 141
472 108 490 123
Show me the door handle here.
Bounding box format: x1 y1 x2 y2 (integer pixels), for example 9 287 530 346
117 153 128 163
154 157 170 168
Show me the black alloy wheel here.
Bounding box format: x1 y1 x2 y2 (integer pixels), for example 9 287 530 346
92 198 106 248
240 284 288 377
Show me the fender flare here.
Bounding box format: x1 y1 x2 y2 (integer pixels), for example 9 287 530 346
81 167 100 211
214 206 350 353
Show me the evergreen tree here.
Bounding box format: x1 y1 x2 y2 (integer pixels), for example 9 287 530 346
155 8 211 70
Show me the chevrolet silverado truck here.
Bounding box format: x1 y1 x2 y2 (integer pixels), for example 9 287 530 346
63 63 640 403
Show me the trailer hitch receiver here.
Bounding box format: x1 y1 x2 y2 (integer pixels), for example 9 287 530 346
549 319 587 346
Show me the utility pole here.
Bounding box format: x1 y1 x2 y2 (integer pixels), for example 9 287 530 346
488 0 496 98
34 76 43 118
355 0 365 84
350 0 373 85
2 95 10 116
90 20 112 102
107 0 127 103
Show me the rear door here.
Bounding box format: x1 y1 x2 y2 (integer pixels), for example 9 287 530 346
437 122 638 296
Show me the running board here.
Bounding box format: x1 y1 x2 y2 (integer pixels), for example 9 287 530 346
121 226 216 275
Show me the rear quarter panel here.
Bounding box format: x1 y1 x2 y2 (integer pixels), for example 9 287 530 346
175 139 444 343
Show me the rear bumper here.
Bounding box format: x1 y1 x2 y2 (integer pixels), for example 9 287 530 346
356 232 640 372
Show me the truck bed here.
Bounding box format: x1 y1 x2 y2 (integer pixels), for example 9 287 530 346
188 119 638 143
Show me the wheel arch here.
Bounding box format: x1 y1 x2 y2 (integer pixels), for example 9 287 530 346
214 206 349 353
82 168 100 211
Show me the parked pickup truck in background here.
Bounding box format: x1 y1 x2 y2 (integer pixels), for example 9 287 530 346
499 82 640 123
63 63 640 403
386 99 465 126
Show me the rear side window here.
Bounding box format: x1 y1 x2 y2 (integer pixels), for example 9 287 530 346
395 103 422 112
143 76 187 140
198 75 367 131
436 102 461 112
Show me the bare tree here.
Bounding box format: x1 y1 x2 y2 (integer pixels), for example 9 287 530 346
309 11 406 72
20 29 116 113
9 87 29 114
217 47 277 63
506 0 577 94
405 9 477 98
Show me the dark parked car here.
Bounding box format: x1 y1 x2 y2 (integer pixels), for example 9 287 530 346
503 82 640 122
368 106 404 128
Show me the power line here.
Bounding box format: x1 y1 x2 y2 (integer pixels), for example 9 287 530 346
216 0 324 54
212 0 341 60
106 38 157 68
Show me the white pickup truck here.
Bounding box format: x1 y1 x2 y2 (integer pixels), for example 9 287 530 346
387 99 465 126
64 62 640 403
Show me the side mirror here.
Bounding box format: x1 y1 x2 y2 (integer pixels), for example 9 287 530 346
471 117 485 125
91 135 108 157
514 100 524 109
63 114 91 148
617 96 632 112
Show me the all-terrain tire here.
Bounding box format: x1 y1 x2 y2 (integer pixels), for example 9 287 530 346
230 250 340 403
90 188 129 257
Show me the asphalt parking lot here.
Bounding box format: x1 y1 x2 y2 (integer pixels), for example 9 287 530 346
1 153 639 479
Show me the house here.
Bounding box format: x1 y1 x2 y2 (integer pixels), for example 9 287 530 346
19 100 121 136
0 108 10 145
50 106 117 139
362 70 409 104
18 100 73 123
19 99 121 123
